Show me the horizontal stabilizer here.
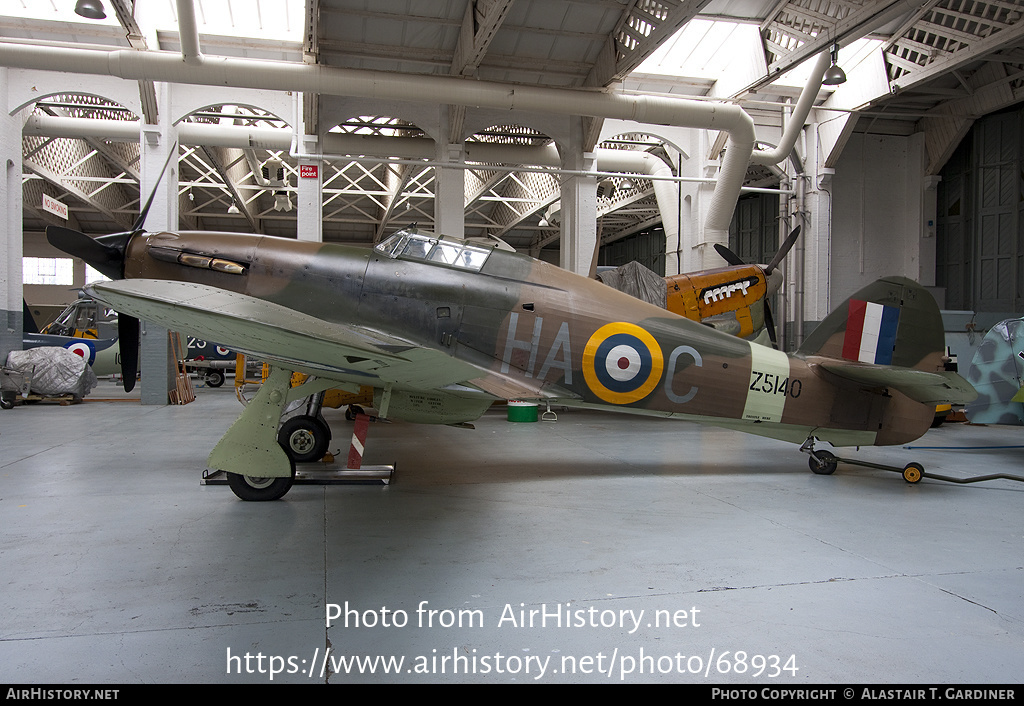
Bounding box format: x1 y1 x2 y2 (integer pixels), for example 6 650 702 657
816 361 977 405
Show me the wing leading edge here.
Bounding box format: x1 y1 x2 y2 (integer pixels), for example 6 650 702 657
86 279 574 400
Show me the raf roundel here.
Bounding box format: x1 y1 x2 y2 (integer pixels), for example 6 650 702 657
64 340 95 365
583 322 664 404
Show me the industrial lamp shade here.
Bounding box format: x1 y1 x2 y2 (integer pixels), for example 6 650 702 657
822 42 847 85
822 64 847 85
75 0 106 20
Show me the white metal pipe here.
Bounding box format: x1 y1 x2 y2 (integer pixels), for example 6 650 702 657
0 40 755 242
749 51 830 167
175 0 204 66
24 114 793 241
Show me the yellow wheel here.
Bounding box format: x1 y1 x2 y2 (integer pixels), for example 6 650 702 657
902 463 924 484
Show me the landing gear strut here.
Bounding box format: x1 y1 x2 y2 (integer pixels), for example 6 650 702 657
207 367 338 501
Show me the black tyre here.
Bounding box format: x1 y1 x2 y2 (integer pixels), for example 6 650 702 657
205 370 225 388
226 460 296 501
278 415 332 463
808 450 838 475
0 393 14 410
902 462 924 484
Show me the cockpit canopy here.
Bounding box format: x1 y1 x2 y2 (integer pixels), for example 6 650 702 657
375 228 493 272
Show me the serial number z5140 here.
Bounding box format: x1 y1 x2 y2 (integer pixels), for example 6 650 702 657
749 372 802 398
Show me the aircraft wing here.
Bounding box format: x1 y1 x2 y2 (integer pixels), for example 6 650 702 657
815 360 978 405
86 279 573 399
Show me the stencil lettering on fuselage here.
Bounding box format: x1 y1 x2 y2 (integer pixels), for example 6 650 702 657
664 345 702 404
742 343 791 423
500 313 572 384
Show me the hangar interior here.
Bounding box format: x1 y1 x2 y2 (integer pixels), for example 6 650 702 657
2 0 1024 685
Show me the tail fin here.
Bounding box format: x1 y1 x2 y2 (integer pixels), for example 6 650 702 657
799 276 943 369
798 277 976 405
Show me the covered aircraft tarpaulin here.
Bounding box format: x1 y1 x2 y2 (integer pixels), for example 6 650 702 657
5 346 98 399
596 261 666 309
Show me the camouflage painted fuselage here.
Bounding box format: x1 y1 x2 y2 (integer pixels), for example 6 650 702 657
118 229 943 447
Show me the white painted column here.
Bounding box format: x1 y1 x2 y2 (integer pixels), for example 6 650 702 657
558 118 597 275
0 69 24 362
434 109 465 238
138 83 179 405
296 134 323 242
802 174 834 326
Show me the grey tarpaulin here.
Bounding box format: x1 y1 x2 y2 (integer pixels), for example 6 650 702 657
595 261 666 308
5 347 98 399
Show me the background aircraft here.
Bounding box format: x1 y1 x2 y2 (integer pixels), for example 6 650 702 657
20 297 121 378
29 295 234 388
598 228 800 346
963 317 1024 425
47 214 975 501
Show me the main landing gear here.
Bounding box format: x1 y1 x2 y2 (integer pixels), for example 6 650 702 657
203 368 394 501
278 391 332 464
800 437 1024 486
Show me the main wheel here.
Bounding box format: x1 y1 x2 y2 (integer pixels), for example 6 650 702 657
204 370 225 388
808 450 838 475
902 462 924 484
226 460 296 501
278 415 331 463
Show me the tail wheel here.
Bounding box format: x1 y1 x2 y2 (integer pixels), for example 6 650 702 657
226 459 296 501
808 450 838 475
278 415 332 463
902 462 924 484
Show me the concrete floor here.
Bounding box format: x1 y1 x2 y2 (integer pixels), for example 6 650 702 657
1 378 1022 684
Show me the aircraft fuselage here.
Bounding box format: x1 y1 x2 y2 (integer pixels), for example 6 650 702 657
123 230 932 446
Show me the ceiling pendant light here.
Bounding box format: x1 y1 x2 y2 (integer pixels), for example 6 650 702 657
75 0 107 20
822 42 847 85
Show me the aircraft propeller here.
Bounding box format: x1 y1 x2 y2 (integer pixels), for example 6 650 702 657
713 225 802 348
44 150 177 392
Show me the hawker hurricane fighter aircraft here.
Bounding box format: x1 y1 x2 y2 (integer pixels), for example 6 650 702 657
48 220 975 501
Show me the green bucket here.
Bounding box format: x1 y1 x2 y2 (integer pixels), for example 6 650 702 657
506 400 539 423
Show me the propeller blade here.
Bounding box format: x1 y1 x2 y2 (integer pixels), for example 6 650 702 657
47 225 118 266
46 226 132 280
118 314 140 393
713 243 745 267
131 148 178 233
49 149 176 281
765 225 802 275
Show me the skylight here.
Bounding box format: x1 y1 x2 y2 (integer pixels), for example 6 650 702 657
5 0 302 43
636 18 885 92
